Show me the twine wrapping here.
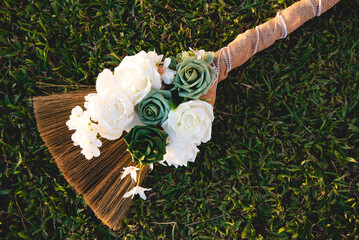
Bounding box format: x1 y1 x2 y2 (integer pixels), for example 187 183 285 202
201 0 341 105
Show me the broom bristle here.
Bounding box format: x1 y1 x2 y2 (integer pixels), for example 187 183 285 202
33 90 148 230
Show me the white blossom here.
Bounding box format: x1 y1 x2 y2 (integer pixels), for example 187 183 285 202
161 57 176 84
148 51 163 65
67 106 102 160
66 106 87 130
121 166 140 182
80 136 102 160
189 47 206 60
146 51 175 84
123 186 152 200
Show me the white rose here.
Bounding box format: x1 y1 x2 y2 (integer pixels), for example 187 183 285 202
85 92 134 140
164 141 199 168
161 100 214 145
114 51 161 105
95 68 120 96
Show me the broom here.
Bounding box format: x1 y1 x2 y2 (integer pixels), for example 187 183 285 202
33 0 340 230
33 90 149 230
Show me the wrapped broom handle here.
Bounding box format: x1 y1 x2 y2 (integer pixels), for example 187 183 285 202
201 0 341 105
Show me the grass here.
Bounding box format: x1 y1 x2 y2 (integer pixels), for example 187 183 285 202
1 0 359 239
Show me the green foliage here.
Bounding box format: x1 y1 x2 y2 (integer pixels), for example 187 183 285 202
1 0 358 239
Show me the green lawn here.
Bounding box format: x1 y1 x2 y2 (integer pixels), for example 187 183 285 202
1 0 359 239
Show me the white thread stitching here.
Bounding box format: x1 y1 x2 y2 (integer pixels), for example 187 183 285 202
277 12 288 39
211 45 232 89
226 46 232 71
307 0 316 17
317 0 322 16
212 0 320 88
253 26 260 55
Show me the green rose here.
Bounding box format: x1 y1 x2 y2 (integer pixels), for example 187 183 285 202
136 89 171 126
124 126 168 164
173 56 217 100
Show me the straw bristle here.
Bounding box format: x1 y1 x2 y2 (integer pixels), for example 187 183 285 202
32 90 148 230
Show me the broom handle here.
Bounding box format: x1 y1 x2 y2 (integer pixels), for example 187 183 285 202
202 0 341 104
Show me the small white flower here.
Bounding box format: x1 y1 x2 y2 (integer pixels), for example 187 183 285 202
85 122 100 137
66 106 86 130
149 163 154 172
123 186 152 200
148 51 163 65
147 52 175 84
71 122 99 145
80 137 102 160
70 130 82 146
160 57 176 84
121 166 140 182
189 47 206 60
76 124 102 160
158 160 167 166
67 107 102 160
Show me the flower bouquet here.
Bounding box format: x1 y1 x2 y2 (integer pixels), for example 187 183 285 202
66 49 216 193
33 0 340 230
